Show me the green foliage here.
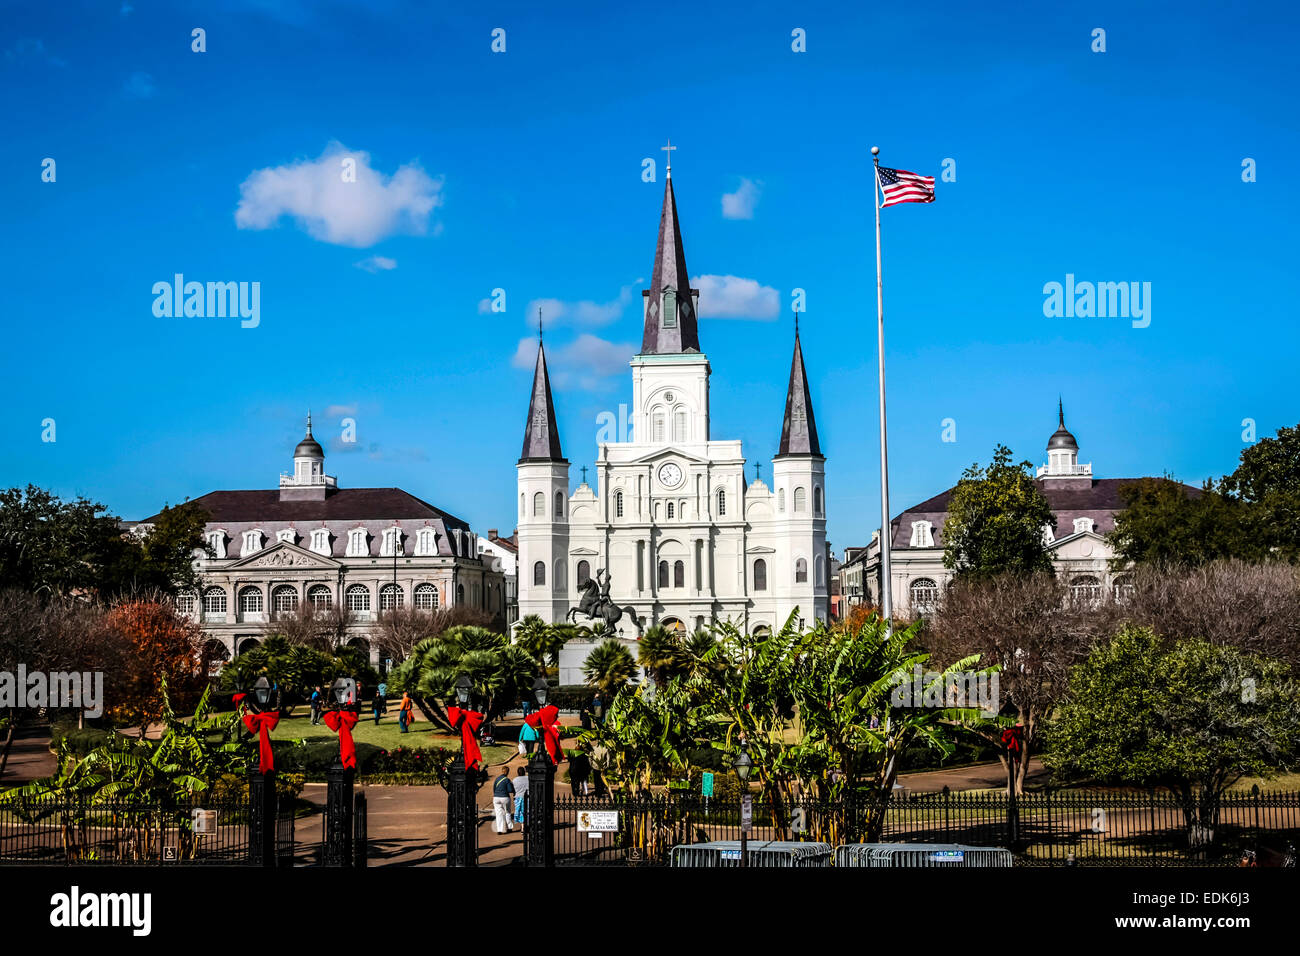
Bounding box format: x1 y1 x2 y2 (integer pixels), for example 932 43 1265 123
218 635 371 707
1220 423 1300 560
942 445 1056 580
1047 626 1300 837
1108 477 1260 567
581 638 638 699
513 614 572 668
393 625 539 728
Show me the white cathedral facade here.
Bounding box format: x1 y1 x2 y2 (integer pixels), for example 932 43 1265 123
515 165 829 680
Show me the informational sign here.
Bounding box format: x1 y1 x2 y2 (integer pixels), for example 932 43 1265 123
929 850 965 862
721 849 742 860
162 846 178 861
741 794 753 833
578 810 620 832
191 809 217 834
701 772 714 797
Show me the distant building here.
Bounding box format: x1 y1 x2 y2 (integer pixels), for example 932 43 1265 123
478 528 519 625
861 403 1192 617
138 417 506 666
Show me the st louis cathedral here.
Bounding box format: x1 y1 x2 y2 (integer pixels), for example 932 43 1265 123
515 164 829 680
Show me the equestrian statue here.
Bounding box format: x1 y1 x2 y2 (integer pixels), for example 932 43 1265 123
568 568 641 636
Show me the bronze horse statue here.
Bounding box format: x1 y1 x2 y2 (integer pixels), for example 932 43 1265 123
568 569 641 636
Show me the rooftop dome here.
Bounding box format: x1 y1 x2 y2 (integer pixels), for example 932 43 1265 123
1046 400 1078 451
294 414 324 459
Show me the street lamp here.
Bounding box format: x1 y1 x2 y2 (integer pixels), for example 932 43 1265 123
524 675 554 867
456 674 472 707
244 676 278 867
331 677 355 709
532 676 549 708
253 675 273 710
447 672 480 868
733 742 753 868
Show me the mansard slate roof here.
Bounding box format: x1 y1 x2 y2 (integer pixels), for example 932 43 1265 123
888 478 1201 550
519 340 565 462
640 175 701 355
776 327 822 457
144 488 470 529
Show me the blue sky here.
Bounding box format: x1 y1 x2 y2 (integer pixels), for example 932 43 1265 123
2 0 1296 550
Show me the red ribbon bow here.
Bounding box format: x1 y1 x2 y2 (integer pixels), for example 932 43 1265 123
323 709 360 769
447 706 484 770
242 711 280 773
1001 726 1024 757
524 704 564 764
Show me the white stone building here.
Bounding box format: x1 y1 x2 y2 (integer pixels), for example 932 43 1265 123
514 166 829 682
139 418 506 666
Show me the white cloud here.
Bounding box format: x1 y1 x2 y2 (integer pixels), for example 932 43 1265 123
512 333 637 391
354 255 397 273
692 274 780 319
235 142 443 247
477 298 494 315
526 281 641 329
323 404 357 417
721 178 761 220
123 71 156 98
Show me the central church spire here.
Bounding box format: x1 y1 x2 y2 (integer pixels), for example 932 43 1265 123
641 161 701 355
519 331 565 463
776 314 822 458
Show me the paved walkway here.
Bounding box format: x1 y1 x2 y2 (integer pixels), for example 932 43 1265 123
0 721 58 787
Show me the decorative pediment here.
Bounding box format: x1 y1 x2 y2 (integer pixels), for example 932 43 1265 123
628 447 708 466
745 545 776 555
1046 530 1113 560
228 540 341 571
570 547 600 556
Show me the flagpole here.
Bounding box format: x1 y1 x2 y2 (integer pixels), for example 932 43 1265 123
872 146 893 631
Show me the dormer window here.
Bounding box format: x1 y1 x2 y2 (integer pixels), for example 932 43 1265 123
1073 517 1095 535
277 529 296 545
207 531 227 559
909 520 934 548
381 527 403 557
415 528 437 556
242 530 264 555
310 528 331 555
346 528 369 557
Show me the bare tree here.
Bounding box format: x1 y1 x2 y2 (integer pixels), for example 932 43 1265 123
373 604 495 663
928 572 1103 794
263 602 355 653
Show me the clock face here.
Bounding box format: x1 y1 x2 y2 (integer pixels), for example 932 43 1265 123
657 462 683 488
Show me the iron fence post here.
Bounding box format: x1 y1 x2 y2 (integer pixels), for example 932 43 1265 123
248 768 277 868
324 760 355 867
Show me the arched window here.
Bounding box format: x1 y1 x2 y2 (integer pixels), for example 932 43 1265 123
1071 575 1102 604
794 487 807 512
751 624 771 639
380 583 403 611
345 584 371 612
814 486 823 515
577 561 591 586
533 561 546 586
816 555 826 586
519 493 525 517
753 559 767 591
910 578 939 614
653 409 666 442
456 583 465 603
673 560 685 588
202 587 227 617
795 558 808 583
175 589 197 615
307 585 332 609
414 583 439 610
533 492 545 517
673 409 686 442
667 501 675 520
1112 576 1134 603
717 489 726 517
614 491 624 518
272 585 298 614
238 586 264 617
658 560 669 588
555 491 565 518
778 488 785 512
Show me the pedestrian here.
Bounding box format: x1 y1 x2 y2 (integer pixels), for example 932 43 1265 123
521 696 532 718
309 686 322 725
377 679 387 699
372 690 386 725
519 718 538 756
492 766 515 833
569 747 591 796
513 767 530 829
591 692 603 724
398 691 413 733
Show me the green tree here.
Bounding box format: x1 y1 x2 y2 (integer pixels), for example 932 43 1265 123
1108 477 1258 567
513 614 570 670
219 635 369 711
636 626 687 690
942 445 1056 581
392 625 537 729
1047 626 1300 847
1220 422 1300 560
581 638 638 700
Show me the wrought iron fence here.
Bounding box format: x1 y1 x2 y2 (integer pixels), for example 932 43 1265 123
553 788 1300 867
0 796 258 865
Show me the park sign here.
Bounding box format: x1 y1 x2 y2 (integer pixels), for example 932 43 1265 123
701 772 714 797
191 809 217 834
578 810 619 833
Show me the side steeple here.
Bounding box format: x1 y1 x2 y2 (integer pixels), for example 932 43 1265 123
776 313 822 458
519 326 566 463
641 145 701 355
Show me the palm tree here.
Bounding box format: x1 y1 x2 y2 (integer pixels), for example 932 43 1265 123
636 626 685 690
581 639 638 701
394 626 539 728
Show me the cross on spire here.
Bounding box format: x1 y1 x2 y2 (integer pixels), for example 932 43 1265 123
538 307 544 340
580 465 589 484
661 139 676 178
754 461 762 482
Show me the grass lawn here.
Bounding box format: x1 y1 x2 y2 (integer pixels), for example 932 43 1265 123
261 712 516 766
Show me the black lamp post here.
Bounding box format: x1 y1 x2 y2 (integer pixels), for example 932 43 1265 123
247 676 278 867
324 676 356 867
733 742 753 868
524 676 554 867
447 674 478 868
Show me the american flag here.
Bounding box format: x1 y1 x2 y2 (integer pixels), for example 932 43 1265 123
877 165 935 207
